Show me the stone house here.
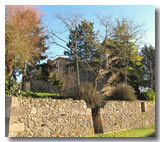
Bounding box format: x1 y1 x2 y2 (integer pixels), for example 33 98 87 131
30 56 115 95
46 57 115 96
47 57 94 83
47 57 73 73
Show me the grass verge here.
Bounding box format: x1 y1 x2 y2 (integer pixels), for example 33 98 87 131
22 91 60 98
91 125 155 137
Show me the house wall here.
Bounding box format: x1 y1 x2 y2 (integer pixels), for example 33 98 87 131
30 80 56 93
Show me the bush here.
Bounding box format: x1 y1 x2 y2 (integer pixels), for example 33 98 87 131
50 73 64 96
5 76 22 97
110 83 137 101
63 87 79 99
144 89 155 101
58 71 77 98
63 82 104 108
136 92 146 100
79 83 104 109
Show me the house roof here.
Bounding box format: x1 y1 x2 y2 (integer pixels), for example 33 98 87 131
47 57 72 65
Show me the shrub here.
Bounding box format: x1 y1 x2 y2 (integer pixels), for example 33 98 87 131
50 73 64 96
110 83 137 101
63 87 79 99
144 89 155 101
79 82 104 109
5 76 22 97
136 92 146 100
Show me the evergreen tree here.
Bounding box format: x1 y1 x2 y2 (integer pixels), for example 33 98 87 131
65 20 104 86
141 45 155 90
104 19 144 92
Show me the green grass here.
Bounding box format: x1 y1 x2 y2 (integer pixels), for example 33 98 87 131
92 125 155 137
22 91 76 99
34 92 59 97
22 91 60 98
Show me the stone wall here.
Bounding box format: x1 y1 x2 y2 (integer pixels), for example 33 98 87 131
6 97 155 137
5 97 11 137
7 97 94 137
95 101 155 133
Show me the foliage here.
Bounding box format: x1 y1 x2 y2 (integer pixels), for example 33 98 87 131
31 63 52 81
63 87 79 99
62 71 78 98
5 6 48 90
136 92 146 100
65 20 100 61
65 19 105 86
110 83 137 101
63 82 104 107
79 82 104 109
144 89 155 101
50 73 64 96
104 19 144 92
127 62 145 94
5 76 22 97
141 45 155 90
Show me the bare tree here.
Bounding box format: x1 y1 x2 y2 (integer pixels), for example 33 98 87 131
96 14 114 40
48 14 82 95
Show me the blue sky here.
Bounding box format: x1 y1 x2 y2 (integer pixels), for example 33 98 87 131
39 5 155 60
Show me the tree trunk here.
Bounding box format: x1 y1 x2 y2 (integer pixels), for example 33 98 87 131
6 62 13 78
125 69 128 85
94 79 97 87
125 61 128 85
125 40 129 85
75 44 80 97
150 65 154 89
94 69 100 88
22 64 30 91
22 68 26 91
76 57 80 88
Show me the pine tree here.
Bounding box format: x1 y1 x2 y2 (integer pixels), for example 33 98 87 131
65 20 104 86
141 45 155 90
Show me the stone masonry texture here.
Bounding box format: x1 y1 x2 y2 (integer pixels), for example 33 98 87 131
99 101 155 133
6 97 155 137
7 97 94 137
